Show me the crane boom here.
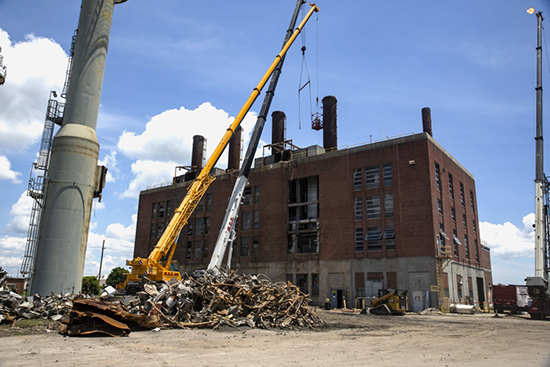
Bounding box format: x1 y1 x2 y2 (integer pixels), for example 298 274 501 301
208 0 307 272
123 3 319 288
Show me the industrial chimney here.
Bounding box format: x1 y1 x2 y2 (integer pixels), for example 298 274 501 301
421 107 433 137
228 125 242 171
272 111 286 145
191 135 206 170
322 96 337 150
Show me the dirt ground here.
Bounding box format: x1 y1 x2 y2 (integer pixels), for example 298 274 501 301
1 309 549 367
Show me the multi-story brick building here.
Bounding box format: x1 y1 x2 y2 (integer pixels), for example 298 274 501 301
133 98 492 311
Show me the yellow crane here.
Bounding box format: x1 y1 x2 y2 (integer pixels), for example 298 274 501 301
122 3 319 290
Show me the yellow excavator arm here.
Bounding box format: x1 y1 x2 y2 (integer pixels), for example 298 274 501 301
122 3 319 289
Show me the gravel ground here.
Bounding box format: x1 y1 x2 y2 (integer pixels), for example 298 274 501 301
1 309 549 367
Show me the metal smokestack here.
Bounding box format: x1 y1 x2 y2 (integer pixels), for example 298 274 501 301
422 107 433 137
31 0 123 295
228 126 242 170
191 135 205 170
271 111 286 145
322 96 337 150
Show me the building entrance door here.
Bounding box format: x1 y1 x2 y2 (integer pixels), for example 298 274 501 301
330 289 344 308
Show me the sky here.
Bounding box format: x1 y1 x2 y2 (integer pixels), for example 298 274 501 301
0 0 549 285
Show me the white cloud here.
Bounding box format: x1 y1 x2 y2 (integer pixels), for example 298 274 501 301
98 150 118 183
480 213 535 258
117 103 257 198
0 155 21 183
0 29 67 153
6 192 33 234
0 235 25 277
121 159 176 198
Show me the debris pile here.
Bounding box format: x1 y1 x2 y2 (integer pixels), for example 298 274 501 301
61 271 324 336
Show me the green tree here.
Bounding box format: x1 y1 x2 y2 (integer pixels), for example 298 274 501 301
81 276 100 295
106 266 129 288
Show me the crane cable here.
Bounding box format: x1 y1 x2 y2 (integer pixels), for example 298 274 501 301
298 8 319 130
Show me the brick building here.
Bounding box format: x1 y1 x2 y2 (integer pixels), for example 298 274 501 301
133 99 492 311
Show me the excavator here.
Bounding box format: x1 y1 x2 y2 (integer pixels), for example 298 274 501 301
121 3 319 292
362 289 408 315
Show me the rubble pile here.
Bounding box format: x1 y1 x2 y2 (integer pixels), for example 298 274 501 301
60 271 324 336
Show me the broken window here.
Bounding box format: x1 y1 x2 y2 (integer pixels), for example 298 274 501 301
150 223 155 239
158 201 165 218
194 240 202 258
451 207 456 221
196 217 204 235
384 226 395 250
383 163 392 187
354 198 363 220
366 227 382 251
186 242 192 258
205 217 210 234
156 223 164 239
241 211 251 231
252 237 259 256
462 213 467 228
166 200 172 219
287 176 319 254
243 187 252 205
366 195 380 219
384 194 394 217
353 168 362 191
437 198 443 215
453 229 460 257
240 237 250 256
187 218 193 236
355 228 364 252
448 174 454 201
365 165 379 189
460 182 465 206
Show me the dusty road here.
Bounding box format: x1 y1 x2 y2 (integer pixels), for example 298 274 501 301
1 310 549 367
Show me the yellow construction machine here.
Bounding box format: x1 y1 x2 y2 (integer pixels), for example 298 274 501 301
120 3 319 292
366 289 408 315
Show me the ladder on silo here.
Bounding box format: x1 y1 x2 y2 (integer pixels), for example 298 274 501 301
20 30 76 289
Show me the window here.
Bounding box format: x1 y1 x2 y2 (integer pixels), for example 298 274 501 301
253 210 260 229
475 239 480 263
384 226 395 250
366 195 381 219
156 223 164 239
158 201 165 218
254 185 260 205
353 168 362 191
243 187 252 205
451 207 456 222
311 274 319 296
150 224 155 239
240 237 250 256
241 211 251 230
439 222 448 255
462 213 467 228
196 197 204 212
187 218 193 235
470 190 475 213
472 219 477 233
465 235 470 259
448 174 454 201
194 240 202 258
434 162 441 191
384 194 394 217
296 274 308 294
383 163 392 187
354 198 363 220
287 176 319 254
206 194 211 211
366 227 382 251
460 182 465 206
151 202 158 218
196 217 204 235
355 228 364 251
452 229 460 257
186 241 192 259
252 237 259 256
365 165 379 189
166 200 173 219
205 217 210 234
203 241 209 258
437 199 443 215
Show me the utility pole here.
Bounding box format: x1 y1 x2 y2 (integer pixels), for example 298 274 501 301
98 239 105 283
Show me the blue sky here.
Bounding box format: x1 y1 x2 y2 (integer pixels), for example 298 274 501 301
0 0 549 285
